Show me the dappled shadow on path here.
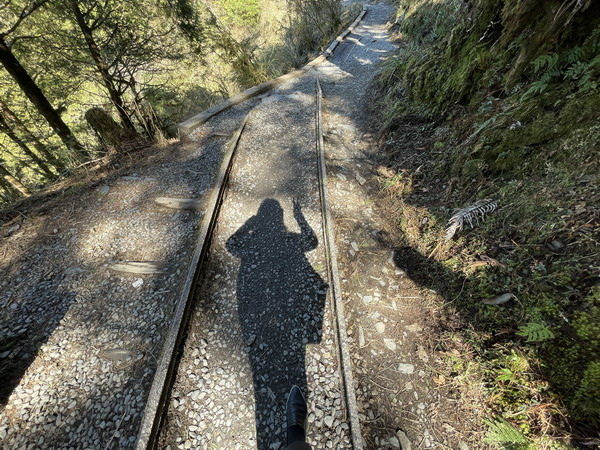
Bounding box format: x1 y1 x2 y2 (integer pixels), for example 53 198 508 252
227 198 327 449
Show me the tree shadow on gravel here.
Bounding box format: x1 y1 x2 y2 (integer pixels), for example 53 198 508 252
226 198 327 449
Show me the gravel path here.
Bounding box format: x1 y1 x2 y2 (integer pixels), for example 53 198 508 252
315 2 481 448
159 74 351 450
0 101 256 448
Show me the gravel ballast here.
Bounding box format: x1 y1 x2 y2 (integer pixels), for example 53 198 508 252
159 74 352 449
0 102 256 448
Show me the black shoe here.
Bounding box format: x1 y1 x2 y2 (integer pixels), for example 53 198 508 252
286 385 308 445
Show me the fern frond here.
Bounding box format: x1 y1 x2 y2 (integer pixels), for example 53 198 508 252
565 46 585 64
516 322 555 342
564 61 587 79
532 53 558 72
484 417 530 448
445 198 498 241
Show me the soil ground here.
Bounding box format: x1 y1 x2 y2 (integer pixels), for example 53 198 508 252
315 3 488 448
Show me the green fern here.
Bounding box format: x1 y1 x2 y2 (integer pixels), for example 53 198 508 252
525 25 600 98
516 322 555 342
532 53 559 73
484 417 531 449
495 368 516 383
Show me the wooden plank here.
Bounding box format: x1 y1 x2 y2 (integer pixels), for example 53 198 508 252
154 197 203 210
110 262 163 274
177 7 368 135
135 114 249 450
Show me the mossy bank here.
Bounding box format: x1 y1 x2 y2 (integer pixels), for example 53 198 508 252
375 0 600 447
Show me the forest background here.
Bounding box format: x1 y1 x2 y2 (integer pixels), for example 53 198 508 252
0 0 344 203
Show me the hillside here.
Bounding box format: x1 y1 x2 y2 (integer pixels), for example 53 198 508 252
375 0 600 447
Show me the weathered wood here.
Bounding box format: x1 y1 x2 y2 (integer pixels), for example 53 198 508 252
154 197 203 210
110 261 163 274
210 131 232 138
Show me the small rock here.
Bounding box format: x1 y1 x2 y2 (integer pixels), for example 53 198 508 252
375 322 385 333
388 436 400 448
358 327 365 347
547 239 565 251
132 278 144 288
100 349 133 361
97 185 110 195
482 293 514 305
351 241 359 252
355 173 366 185
396 430 411 450
324 416 334 427
397 363 414 374
5 224 20 237
384 339 396 351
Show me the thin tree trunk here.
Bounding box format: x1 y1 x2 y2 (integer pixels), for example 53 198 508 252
0 163 31 197
0 174 16 199
0 115 56 179
0 142 47 178
0 36 86 160
0 99 65 172
70 1 138 135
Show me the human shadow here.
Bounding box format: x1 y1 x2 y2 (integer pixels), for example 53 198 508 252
226 198 327 449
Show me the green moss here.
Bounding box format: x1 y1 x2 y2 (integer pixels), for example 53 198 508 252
378 0 600 442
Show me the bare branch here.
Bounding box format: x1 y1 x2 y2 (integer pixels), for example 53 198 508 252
1 0 49 38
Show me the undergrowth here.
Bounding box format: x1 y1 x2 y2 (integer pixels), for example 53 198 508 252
375 0 600 447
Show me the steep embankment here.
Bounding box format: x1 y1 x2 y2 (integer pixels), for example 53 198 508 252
375 0 599 448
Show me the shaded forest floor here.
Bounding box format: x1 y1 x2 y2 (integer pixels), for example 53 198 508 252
371 86 599 449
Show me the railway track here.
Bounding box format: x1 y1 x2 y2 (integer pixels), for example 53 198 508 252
135 78 362 449
0 9 370 450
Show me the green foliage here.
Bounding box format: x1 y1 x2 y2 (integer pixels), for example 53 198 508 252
484 417 531 449
0 0 344 202
219 0 261 28
376 0 600 444
516 322 555 343
523 27 600 99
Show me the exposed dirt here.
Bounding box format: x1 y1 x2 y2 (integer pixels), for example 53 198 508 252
316 3 489 449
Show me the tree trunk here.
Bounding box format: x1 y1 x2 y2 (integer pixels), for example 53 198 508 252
0 174 16 200
0 163 31 197
0 114 56 179
0 36 86 160
0 99 65 172
0 142 47 178
70 1 138 135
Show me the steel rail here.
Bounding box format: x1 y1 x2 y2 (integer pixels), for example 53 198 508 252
316 78 364 450
135 114 249 450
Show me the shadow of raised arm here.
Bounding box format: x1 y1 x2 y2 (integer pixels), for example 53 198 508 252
293 199 318 252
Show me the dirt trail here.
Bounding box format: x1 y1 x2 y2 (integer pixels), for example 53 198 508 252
314 2 486 448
